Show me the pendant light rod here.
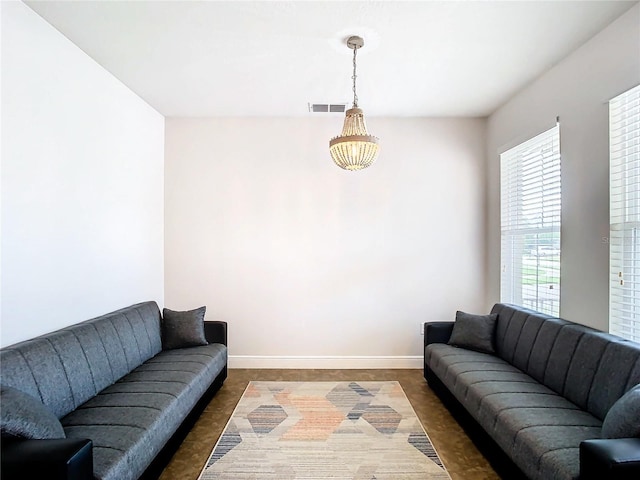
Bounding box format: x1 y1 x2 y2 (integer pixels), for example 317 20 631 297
347 36 364 108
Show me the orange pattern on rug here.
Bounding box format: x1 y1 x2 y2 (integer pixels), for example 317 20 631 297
280 395 346 441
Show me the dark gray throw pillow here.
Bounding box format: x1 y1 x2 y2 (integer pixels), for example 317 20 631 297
602 384 640 439
0 385 66 440
448 310 498 354
162 306 208 350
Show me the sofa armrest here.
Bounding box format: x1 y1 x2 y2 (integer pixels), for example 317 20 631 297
424 321 455 348
204 321 227 346
1 438 93 480
423 321 455 382
580 438 640 479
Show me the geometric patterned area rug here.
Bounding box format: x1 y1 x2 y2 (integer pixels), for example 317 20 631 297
198 381 451 480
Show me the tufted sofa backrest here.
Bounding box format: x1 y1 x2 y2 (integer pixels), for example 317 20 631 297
491 303 640 420
0 301 162 419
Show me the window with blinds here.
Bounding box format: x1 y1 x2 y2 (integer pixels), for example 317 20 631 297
610 84 640 343
500 124 561 316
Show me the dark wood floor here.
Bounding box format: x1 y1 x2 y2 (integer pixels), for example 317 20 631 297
159 369 500 480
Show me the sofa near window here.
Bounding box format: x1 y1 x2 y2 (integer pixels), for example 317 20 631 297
424 303 640 480
0 301 228 480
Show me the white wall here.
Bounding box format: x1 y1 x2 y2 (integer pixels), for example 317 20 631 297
0 1 165 347
486 4 640 331
165 117 486 368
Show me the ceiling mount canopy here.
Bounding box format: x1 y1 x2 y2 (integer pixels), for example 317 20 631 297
329 35 380 171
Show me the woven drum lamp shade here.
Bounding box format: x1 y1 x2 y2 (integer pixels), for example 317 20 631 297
330 108 380 170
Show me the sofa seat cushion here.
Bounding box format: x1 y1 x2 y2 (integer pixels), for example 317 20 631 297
477 390 601 480
425 344 532 402
463 379 553 415
61 344 227 480
510 422 601 480
426 342 603 480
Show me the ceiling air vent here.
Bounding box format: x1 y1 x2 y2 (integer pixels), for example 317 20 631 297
308 103 348 113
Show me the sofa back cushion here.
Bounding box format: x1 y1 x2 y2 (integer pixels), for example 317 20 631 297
0 301 162 419
490 303 563 373
587 340 640 420
491 303 640 420
559 327 613 413
526 317 569 383
542 324 591 396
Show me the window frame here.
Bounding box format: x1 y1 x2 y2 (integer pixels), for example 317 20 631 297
500 124 562 316
609 84 640 343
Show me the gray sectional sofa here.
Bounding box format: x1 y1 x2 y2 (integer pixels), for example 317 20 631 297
424 303 640 480
0 301 228 480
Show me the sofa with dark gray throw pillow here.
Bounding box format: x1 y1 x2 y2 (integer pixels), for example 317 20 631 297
0 301 228 480
424 303 640 480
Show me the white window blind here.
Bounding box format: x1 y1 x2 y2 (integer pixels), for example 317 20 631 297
501 124 561 316
610 84 640 343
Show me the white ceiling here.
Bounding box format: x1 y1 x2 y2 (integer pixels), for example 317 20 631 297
25 0 637 117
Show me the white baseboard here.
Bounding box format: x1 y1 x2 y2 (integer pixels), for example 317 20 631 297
228 355 423 369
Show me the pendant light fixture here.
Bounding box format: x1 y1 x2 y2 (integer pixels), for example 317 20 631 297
330 36 380 171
